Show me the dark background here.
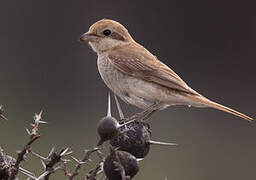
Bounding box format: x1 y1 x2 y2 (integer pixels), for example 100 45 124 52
0 0 255 179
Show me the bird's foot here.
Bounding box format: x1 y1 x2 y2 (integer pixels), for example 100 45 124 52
121 102 161 123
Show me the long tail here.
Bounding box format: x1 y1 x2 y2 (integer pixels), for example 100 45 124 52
190 95 254 122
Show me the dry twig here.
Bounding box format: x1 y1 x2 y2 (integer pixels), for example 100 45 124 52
32 147 72 180
68 147 100 180
9 110 46 180
0 105 7 121
84 162 103 180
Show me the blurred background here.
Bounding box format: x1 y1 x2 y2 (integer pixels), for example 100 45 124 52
0 0 255 179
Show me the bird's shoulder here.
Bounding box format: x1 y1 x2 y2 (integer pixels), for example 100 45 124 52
108 43 177 76
107 42 198 95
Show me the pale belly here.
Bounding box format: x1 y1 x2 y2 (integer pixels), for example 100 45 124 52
97 55 204 109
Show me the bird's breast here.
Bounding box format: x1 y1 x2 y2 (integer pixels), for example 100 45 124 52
97 54 128 92
97 54 155 108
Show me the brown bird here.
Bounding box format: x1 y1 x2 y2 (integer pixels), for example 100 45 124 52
80 19 253 121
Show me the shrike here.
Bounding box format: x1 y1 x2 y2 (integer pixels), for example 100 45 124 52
80 19 253 121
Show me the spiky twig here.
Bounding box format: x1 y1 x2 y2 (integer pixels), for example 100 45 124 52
32 148 72 180
0 105 7 120
18 167 37 179
0 147 15 179
68 147 100 180
84 162 103 180
9 110 46 180
9 134 40 179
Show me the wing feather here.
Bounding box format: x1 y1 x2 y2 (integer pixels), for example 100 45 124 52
108 43 199 95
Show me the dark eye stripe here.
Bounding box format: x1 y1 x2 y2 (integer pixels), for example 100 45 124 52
111 32 126 41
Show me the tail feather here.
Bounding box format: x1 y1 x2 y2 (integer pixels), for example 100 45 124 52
191 95 253 122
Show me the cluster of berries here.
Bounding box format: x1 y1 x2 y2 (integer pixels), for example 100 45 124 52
97 94 176 180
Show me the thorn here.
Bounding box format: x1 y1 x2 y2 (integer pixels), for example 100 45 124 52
136 158 143 162
36 171 49 180
53 166 62 171
38 110 43 118
149 140 178 146
31 151 47 161
79 161 86 165
19 167 37 179
60 158 71 163
0 105 7 120
96 149 103 154
0 114 7 120
71 156 80 163
38 120 48 124
60 148 71 156
25 128 31 135
48 146 55 157
40 159 46 170
71 156 86 165
107 92 111 117
34 110 43 123
63 150 72 156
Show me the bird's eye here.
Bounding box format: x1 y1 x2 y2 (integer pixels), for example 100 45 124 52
103 29 111 36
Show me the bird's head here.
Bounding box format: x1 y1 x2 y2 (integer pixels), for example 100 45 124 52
80 19 133 53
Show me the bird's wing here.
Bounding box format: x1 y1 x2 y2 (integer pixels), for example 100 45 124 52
108 44 199 95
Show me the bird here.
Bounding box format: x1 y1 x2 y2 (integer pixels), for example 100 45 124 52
79 19 253 122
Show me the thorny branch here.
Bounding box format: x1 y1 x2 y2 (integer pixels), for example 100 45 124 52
0 105 7 121
9 134 40 179
0 147 37 180
68 147 101 180
0 110 105 180
84 163 103 180
9 110 46 180
0 95 168 180
32 147 72 180
44 148 71 180
0 147 15 179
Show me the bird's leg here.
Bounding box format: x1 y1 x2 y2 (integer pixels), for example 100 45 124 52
121 102 161 123
114 95 129 131
141 108 160 121
114 95 124 120
135 102 162 121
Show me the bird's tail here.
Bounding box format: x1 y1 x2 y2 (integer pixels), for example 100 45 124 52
190 95 254 122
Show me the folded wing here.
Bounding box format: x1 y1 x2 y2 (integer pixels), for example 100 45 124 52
108 43 199 95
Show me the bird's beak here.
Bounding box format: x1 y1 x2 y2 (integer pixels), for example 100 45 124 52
79 32 98 42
